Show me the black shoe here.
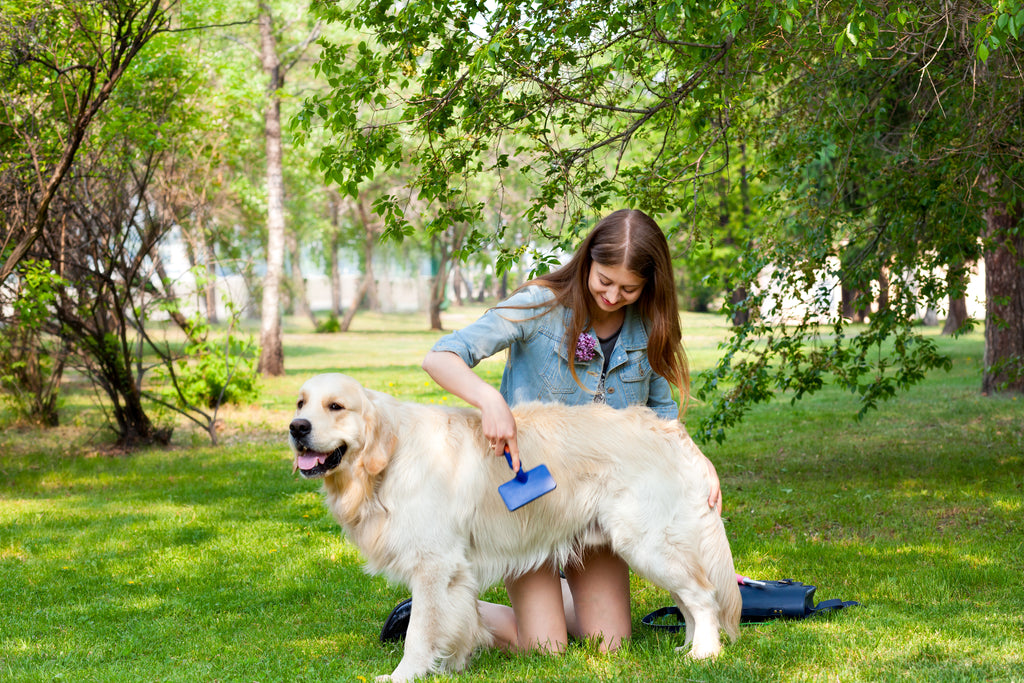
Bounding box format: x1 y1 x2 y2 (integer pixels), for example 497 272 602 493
380 598 412 643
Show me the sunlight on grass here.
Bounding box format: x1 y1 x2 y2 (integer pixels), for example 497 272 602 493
1 308 1022 682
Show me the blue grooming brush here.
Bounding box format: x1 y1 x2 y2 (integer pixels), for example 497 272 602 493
499 446 556 511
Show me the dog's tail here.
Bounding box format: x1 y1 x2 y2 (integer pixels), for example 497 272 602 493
704 516 742 642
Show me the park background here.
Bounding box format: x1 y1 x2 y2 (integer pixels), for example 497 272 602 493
2 0 1023 681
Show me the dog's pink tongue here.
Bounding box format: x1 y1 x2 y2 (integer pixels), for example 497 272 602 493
296 453 327 470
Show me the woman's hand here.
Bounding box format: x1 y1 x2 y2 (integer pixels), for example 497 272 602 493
702 454 723 515
480 393 519 470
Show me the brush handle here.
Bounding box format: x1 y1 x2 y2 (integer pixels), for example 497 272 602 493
504 447 528 482
736 574 767 587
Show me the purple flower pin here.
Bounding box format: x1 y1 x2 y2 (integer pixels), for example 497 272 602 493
575 332 597 362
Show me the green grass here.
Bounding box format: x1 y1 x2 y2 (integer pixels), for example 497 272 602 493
1 307 1022 682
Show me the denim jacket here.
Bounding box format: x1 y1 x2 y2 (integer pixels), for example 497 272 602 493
431 286 678 420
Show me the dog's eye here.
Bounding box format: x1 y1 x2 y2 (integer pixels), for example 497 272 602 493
296 400 304 409
329 402 345 411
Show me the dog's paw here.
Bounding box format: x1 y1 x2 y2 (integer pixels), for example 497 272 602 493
676 640 723 660
379 664 423 682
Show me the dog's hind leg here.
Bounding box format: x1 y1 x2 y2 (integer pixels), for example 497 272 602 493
668 588 722 659
620 544 724 660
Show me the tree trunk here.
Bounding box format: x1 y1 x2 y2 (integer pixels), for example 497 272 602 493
428 222 468 329
451 262 464 305
429 273 446 330
942 263 969 336
340 274 371 332
429 230 456 331
734 141 752 326
730 286 749 326
330 231 343 316
257 7 285 376
354 196 379 311
203 233 219 324
286 228 317 327
876 267 890 314
88 332 171 448
981 200 1024 394
841 285 855 320
329 190 343 316
942 296 968 335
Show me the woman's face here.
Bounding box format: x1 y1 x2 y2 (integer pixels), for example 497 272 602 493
588 262 645 313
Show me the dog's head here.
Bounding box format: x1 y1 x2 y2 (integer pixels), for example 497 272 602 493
289 373 385 480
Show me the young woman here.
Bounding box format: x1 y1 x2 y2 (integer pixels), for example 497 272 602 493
383 209 721 653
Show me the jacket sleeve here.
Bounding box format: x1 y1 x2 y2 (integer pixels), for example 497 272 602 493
647 373 679 420
430 287 553 368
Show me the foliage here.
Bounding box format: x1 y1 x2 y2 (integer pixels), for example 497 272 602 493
0 260 67 425
0 0 187 444
304 0 1024 439
153 315 259 410
717 0 1024 408
0 0 275 447
315 313 342 333
148 299 260 445
302 0 734 255
0 0 178 282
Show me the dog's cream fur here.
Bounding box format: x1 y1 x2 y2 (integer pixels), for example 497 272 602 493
289 373 740 681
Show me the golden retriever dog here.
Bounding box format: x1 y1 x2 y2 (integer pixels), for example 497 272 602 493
289 373 740 681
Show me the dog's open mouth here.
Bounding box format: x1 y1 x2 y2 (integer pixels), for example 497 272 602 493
295 445 346 477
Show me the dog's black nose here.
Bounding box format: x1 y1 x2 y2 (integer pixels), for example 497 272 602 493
290 418 311 439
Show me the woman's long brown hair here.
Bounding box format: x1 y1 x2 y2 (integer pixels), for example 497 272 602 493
521 209 690 406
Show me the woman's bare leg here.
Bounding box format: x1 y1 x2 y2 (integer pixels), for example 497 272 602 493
479 548 630 654
564 546 631 652
480 566 568 652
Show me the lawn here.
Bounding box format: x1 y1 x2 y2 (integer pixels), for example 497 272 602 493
1 307 1021 682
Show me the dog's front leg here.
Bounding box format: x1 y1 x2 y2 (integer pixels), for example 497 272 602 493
383 594 442 682
382 564 486 682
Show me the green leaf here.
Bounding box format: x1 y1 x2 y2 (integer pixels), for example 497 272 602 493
845 21 859 46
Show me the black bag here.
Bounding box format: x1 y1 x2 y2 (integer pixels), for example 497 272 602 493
641 579 859 631
736 578 859 622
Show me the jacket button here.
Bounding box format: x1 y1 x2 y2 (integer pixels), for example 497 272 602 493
607 387 615 394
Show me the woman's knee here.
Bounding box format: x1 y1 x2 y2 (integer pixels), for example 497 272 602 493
505 567 569 653
564 547 631 651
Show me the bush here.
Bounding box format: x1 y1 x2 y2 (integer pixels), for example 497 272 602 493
315 314 341 333
171 335 260 409
0 261 67 426
152 311 260 412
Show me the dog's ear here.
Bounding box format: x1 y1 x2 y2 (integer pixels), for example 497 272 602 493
336 389 394 525
357 389 396 476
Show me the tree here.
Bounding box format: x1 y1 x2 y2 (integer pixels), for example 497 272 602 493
254 1 320 376
0 0 176 439
0 0 176 282
338 193 381 330
981 189 1024 393
1 0 262 445
42 138 176 446
306 0 732 249
306 0 1024 441
757 2 1023 395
